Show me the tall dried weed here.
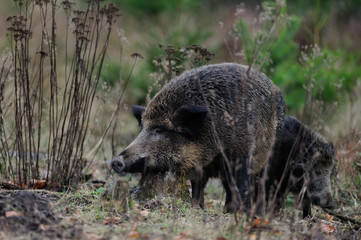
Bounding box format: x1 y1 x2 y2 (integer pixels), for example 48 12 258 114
0 0 120 189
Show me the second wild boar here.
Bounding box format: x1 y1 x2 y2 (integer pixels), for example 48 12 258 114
252 116 335 218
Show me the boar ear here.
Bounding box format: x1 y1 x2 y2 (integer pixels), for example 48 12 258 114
285 116 301 134
325 142 335 161
319 142 335 164
132 105 146 126
174 105 207 136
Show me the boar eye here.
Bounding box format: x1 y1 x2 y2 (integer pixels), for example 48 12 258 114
151 127 165 135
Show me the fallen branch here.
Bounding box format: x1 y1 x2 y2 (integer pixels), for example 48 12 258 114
0 189 63 198
0 182 24 190
323 208 361 229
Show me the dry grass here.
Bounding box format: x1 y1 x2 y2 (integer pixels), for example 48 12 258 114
1 180 359 239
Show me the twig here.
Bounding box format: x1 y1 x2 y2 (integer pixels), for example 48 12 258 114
0 188 63 196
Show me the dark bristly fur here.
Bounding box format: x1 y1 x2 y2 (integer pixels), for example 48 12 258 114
253 116 335 218
111 63 286 213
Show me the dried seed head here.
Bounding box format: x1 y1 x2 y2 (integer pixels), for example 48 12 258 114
131 53 144 59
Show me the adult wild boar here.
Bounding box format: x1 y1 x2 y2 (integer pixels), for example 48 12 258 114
253 116 335 218
111 63 286 213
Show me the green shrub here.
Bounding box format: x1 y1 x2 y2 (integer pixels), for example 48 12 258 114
271 47 361 112
235 2 361 113
100 61 121 89
112 0 201 16
128 26 212 105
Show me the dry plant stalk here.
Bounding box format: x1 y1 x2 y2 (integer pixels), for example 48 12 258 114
0 53 13 180
1 0 120 189
220 0 289 219
231 2 339 221
147 44 213 104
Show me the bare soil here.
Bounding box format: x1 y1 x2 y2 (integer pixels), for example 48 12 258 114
0 191 82 239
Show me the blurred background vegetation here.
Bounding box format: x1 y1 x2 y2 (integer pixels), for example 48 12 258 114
1 0 360 110
106 0 361 112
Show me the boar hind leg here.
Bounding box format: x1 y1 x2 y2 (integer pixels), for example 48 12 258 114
222 161 249 213
302 195 312 218
191 178 208 209
237 161 250 204
222 181 240 213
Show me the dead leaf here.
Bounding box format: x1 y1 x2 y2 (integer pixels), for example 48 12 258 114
253 218 261 227
8 180 26 189
33 179 46 189
127 231 140 239
5 211 21 217
248 233 257 240
262 219 270 225
38 224 51 231
103 217 122 225
175 230 190 240
319 223 335 234
87 233 102 240
140 209 149 217
65 207 70 214
326 214 334 221
252 217 270 228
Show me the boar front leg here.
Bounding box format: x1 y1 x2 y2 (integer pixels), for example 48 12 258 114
191 178 208 209
222 179 242 213
302 195 312 218
222 158 249 213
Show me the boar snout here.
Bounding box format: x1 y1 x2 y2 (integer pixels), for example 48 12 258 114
323 200 335 210
322 195 335 210
112 156 126 173
310 191 335 210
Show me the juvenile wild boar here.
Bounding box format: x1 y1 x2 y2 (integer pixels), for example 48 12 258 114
253 116 335 218
111 63 286 212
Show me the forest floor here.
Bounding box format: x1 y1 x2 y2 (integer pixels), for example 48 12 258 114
0 175 360 240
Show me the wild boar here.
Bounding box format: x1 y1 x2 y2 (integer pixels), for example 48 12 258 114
111 63 286 213
253 116 335 218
